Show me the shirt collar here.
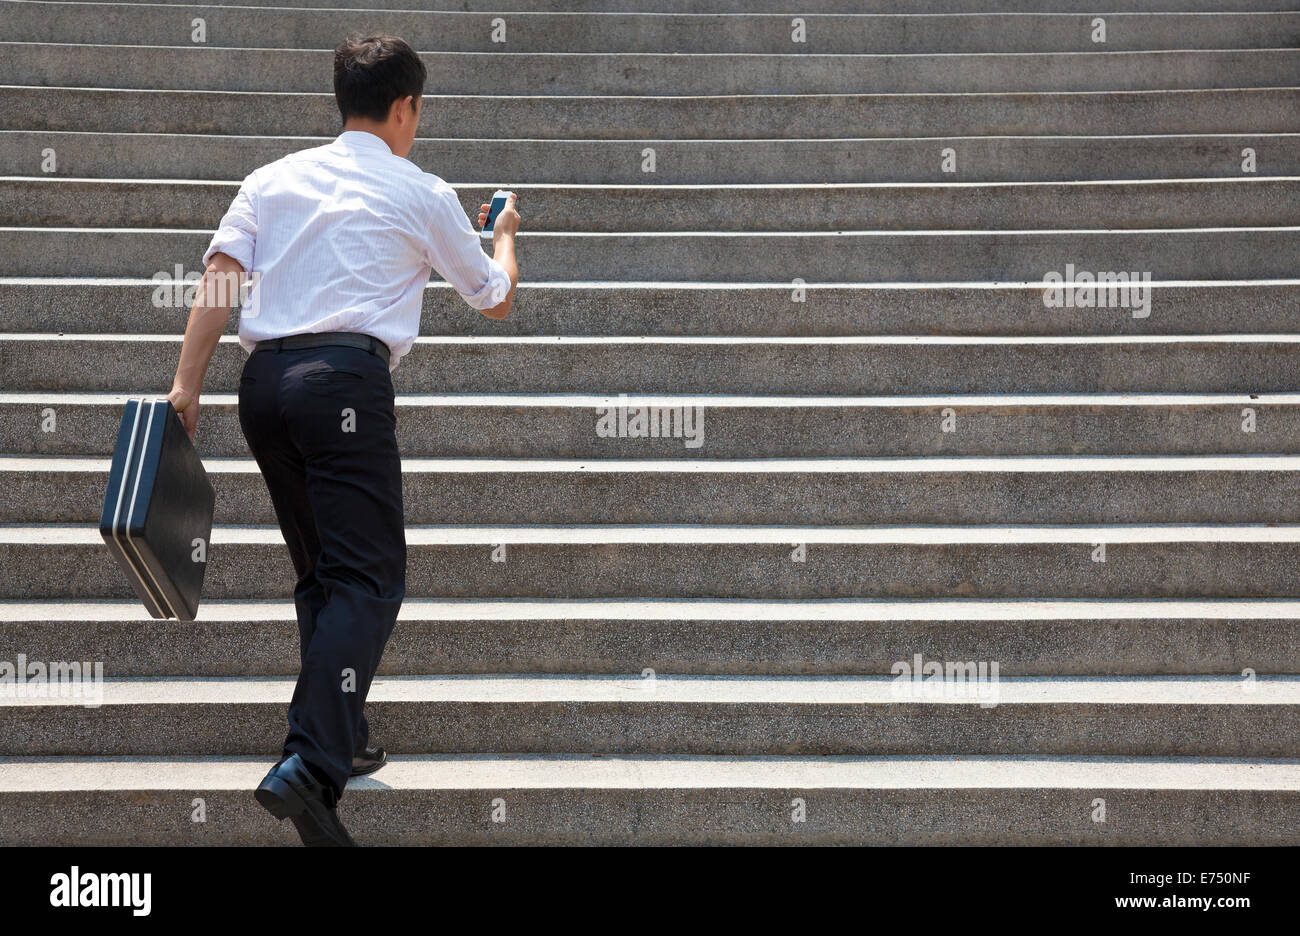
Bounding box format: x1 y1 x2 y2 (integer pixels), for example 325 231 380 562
337 130 394 156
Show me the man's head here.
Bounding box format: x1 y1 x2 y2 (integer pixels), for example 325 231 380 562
334 35 427 158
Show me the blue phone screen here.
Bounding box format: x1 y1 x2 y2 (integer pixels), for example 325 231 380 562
484 196 508 233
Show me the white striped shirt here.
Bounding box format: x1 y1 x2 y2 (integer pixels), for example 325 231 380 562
203 130 512 370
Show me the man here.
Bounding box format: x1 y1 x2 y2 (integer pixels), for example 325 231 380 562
165 35 521 846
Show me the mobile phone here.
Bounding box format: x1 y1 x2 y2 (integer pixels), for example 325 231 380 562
480 190 513 239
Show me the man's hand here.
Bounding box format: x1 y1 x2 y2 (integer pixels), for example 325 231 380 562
478 192 520 242
168 385 199 440
479 193 520 320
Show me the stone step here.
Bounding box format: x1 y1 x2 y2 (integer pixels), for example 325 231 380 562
1 754 1295 845
9 44 1300 95
4 597 1297 677
3 675 1299 757
6 131 1295 183
8 177 1299 231
3 279 1296 337
3 335 1297 395
6 86 1296 138
3 524 1299 600
4 0 1295 855
7 455 1300 526
4 227 1298 281
64 0 1300 12
8 5 1298 53
4 392 1297 458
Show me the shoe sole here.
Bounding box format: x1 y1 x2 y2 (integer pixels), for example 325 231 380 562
255 775 353 847
349 758 387 778
254 774 306 822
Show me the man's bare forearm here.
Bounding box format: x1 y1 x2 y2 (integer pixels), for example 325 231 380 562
168 252 245 437
174 257 242 387
482 233 518 320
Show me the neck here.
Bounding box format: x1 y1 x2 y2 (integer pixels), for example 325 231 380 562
341 121 399 155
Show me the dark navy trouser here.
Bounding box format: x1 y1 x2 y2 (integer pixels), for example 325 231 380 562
237 341 406 799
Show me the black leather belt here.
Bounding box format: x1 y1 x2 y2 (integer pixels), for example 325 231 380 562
254 331 390 365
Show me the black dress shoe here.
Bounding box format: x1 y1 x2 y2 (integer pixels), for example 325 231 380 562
351 744 387 777
255 753 356 847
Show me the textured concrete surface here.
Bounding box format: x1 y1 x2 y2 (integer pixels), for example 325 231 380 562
8 674 1300 756
8 177 1300 231
1 0 1297 845
6 226 1300 281
16 673 1298 704
5 280 1299 336
5 334 1300 395
5 597 1300 676
10 44 1300 95
5 86 1298 138
3 524 1300 600
52 0 1300 12
2 393 1300 458
3 675 1300 757
4 131 1296 184
1 755 1297 845
7 5 1299 53
7 456 1300 525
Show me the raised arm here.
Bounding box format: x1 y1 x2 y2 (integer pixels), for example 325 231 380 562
476 193 521 320
426 184 519 320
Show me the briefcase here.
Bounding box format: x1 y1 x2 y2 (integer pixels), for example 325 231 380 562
99 398 216 621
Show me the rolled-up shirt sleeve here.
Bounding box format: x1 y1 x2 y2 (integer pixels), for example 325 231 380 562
203 172 258 270
425 180 513 310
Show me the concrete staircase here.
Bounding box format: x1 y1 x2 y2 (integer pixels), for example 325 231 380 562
1 0 1298 845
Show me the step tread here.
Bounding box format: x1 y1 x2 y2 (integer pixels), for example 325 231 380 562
8 224 1300 234
8 175 1300 188
20 41 1300 58
5 597 1300 622
7 333 1300 344
9 454 1300 473
4 391 1300 405
1 754 1296 792
8 523 1300 544
5 674 1298 706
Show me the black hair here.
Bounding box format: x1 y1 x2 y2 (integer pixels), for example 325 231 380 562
334 35 427 123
